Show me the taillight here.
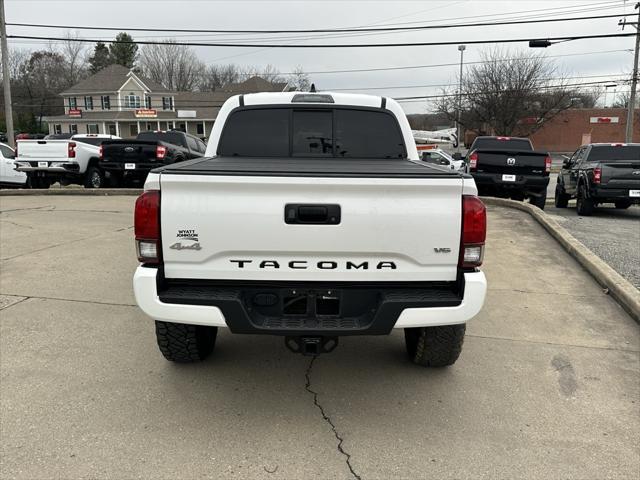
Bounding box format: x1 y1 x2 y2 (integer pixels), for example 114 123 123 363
544 155 552 174
459 195 486 269
68 142 76 158
156 145 167 160
468 151 478 171
99 145 103 159
134 190 161 265
593 167 602 184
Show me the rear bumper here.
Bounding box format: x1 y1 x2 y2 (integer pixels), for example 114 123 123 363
133 266 487 333
591 186 640 202
15 161 80 174
472 172 549 192
100 161 159 176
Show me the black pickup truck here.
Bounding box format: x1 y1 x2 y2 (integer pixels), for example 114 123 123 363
100 131 206 186
466 136 551 209
555 143 640 215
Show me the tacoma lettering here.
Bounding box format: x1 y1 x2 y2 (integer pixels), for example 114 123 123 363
229 259 396 270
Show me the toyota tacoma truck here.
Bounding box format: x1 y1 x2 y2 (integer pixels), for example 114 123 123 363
555 143 640 215
133 92 487 367
14 133 120 188
466 136 551 209
100 130 206 186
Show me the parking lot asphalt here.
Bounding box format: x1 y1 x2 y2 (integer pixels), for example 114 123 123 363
543 191 640 290
1 196 639 480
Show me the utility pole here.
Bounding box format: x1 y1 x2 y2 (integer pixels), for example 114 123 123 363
624 3 640 143
456 45 466 154
0 0 14 148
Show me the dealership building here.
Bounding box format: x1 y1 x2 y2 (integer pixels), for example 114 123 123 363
43 64 288 139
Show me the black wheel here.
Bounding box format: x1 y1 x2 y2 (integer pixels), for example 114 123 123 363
576 184 594 216
404 324 466 367
83 166 104 188
554 183 570 208
155 321 217 363
530 190 547 210
614 200 631 209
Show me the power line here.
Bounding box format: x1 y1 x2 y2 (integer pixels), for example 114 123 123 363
329 74 627 92
6 12 634 35
7 32 635 48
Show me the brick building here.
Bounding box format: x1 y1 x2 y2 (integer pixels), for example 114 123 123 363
529 108 640 152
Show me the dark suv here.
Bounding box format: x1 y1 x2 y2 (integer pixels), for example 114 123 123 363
555 143 640 215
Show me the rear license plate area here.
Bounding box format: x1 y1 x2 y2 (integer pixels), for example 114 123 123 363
125 163 136 170
502 174 516 182
38 161 48 168
630 189 640 197
281 290 341 317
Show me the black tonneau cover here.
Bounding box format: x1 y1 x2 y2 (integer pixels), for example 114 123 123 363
154 156 465 178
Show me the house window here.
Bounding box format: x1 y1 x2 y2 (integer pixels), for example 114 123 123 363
101 95 111 110
107 124 117 136
54 124 62 134
162 96 173 110
87 124 99 134
196 123 204 136
68 97 77 109
124 93 141 109
84 96 93 110
129 124 139 137
145 96 152 109
69 124 78 134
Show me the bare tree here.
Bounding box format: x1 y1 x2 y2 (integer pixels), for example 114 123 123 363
287 65 310 91
139 42 205 91
58 32 88 85
198 63 243 91
435 48 574 136
613 91 631 108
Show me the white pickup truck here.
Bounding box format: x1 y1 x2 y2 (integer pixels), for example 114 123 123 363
133 92 487 367
15 134 120 188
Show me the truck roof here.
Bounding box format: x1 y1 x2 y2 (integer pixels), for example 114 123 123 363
238 91 388 108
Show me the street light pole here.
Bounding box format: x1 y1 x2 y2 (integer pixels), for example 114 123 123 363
457 44 466 153
624 3 640 143
0 0 15 148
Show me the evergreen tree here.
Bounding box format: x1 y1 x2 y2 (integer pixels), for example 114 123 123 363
109 33 138 69
88 42 112 74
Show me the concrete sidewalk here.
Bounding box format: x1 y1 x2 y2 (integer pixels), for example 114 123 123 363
0 196 638 479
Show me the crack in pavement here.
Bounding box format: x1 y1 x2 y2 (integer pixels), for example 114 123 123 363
0 205 54 213
0 293 137 308
304 355 362 480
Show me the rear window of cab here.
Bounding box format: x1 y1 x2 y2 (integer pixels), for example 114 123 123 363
218 107 407 159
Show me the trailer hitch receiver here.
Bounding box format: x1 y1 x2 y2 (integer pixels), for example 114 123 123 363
285 336 339 355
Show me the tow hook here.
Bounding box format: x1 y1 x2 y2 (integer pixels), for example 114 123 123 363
285 336 339 355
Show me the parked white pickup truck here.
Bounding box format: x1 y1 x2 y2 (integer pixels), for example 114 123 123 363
133 92 487 367
15 134 120 188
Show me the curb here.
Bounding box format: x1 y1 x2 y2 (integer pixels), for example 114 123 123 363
482 197 640 322
0 188 142 196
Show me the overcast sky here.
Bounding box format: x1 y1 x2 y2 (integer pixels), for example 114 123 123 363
5 0 636 114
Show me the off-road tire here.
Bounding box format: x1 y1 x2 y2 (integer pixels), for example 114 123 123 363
530 190 547 210
83 166 104 189
404 324 466 367
155 321 217 363
554 183 570 208
614 200 631 209
576 184 594 216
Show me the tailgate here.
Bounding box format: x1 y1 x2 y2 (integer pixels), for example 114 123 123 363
102 141 157 163
476 150 547 175
16 140 69 160
600 161 640 187
159 174 464 282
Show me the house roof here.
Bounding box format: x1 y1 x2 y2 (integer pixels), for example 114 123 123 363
60 64 171 95
223 76 288 93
